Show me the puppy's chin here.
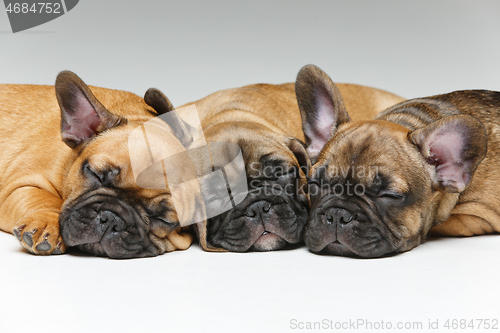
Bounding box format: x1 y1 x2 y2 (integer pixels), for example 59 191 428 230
323 241 358 257
310 237 397 258
76 242 107 257
76 241 159 258
251 232 287 251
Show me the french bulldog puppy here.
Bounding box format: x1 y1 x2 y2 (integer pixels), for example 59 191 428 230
0 71 193 258
298 65 497 258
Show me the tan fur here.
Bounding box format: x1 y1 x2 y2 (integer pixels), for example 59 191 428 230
188 83 404 140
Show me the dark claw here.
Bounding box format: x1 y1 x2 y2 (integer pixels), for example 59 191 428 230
23 228 37 247
13 225 26 241
52 241 63 255
52 248 63 255
35 240 52 252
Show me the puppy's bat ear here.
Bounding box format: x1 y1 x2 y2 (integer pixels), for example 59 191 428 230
409 115 487 193
295 64 350 162
55 71 127 148
144 88 194 147
286 137 311 175
144 88 174 115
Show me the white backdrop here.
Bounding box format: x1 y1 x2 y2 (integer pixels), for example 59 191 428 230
1 1 500 332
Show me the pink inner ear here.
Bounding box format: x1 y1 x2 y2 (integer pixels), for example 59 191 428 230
65 95 101 140
307 89 337 158
428 132 470 192
315 92 337 137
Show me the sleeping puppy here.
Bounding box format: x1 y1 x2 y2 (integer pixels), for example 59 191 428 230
298 65 497 258
185 67 405 252
0 71 194 258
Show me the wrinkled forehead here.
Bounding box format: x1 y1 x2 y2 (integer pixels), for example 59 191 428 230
312 121 424 190
88 120 184 155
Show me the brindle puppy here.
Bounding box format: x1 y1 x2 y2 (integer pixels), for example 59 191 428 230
298 65 497 258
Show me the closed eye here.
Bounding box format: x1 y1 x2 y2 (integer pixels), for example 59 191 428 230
378 191 404 200
82 161 101 183
81 161 120 186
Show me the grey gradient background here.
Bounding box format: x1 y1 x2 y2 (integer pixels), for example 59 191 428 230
1 1 500 333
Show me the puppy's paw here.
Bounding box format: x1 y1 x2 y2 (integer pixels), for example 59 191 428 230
13 211 66 255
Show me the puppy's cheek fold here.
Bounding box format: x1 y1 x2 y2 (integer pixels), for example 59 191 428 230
166 229 193 250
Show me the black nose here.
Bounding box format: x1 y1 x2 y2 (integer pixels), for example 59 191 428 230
99 210 126 232
325 208 353 225
244 200 272 218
